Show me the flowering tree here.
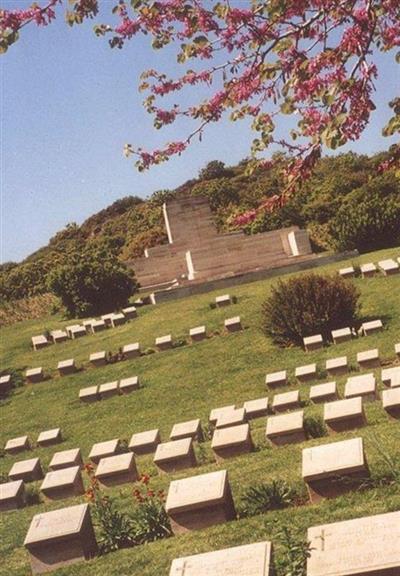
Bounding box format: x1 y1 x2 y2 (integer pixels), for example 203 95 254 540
1 1 399 220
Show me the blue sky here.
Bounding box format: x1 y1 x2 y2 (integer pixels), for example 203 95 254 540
1 2 398 262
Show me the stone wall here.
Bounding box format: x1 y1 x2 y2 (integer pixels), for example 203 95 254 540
127 196 315 290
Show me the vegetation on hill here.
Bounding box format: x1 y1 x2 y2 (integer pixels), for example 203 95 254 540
1 151 399 310
0 247 399 576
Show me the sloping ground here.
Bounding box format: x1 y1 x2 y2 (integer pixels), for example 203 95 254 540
0 246 399 576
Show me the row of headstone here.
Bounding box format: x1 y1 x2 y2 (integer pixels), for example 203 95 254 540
303 318 384 351
30 307 138 351
5 429 62 455
266 343 400 388
79 376 139 402
17 497 399 575
339 256 400 278
23 316 244 388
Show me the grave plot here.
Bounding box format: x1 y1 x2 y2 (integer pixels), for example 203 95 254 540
122 342 141 359
95 453 138 487
382 388 400 419
24 503 98 574
91 319 107 334
324 397 366 433
57 359 77 376
338 266 355 278
360 319 383 336
40 466 84 500
98 381 119 399
169 541 273 576
295 363 317 382
209 405 236 425
360 262 377 277
5 435 30 454
211 423 253 462
122 306 137 319
309 382 338 403
9 457 43 482
189 325 206 342
322 359 340 388
79 385 99 402
272 390 300 412
170 419 203 442
215 407 247 429
243 397 268 419
119 376 139 394
154 438 197 474
307 510 400 575
331 327 352 344
344 373 378 401
378 258 399 275
49 448 83 471
0 480 25 512
266 411 306 446
0 374 12 394
215 294 232 307
89 351 107 367
356 348 380 369
302 437 369 502
224 316 242 332
110 313 126 328
129 429 161 455
37 428 62 447
381 366 400 387
51 330 68 344
165 470 236 534
32 335 49 351
26 367 44 383
265 370 287 388
156 335 173 351
303 334 323 351
89 439 120 464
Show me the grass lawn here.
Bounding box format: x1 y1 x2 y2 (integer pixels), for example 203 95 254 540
1 246 400 576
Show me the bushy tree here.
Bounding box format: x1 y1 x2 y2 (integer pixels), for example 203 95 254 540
261 273 360 347
198 160 228 181
329 174 400 252
48 240 137 318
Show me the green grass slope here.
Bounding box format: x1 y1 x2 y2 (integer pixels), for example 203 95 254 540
1 246 400 576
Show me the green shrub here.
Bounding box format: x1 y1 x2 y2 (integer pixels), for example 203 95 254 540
48 239 137 318
304 415 327 439
25 484 42 506
276 526 312 576
261 273 360 346
329 174 400 252
239 480 296 517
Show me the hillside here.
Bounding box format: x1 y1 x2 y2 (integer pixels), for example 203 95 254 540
1 150 399 310
0 246 399 575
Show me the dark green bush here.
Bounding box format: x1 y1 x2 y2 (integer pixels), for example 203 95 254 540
48 239 137 318
329 174 400 252
304 415 327 439
261 273 360 346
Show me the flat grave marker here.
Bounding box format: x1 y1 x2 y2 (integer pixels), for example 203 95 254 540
37 428 62 447
165 469 236 534
212 423 253 462
266 410 305 446
24 503 98 574
9 457 43 482
49 448 83 471
129 429 161 455
307 510 400 576
40 466 84 500
324 397 366 433
169 541 273 576
302 437 369 502
95 452 138 486
154 438 197 474
0 479 25 512
310 382 338 404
